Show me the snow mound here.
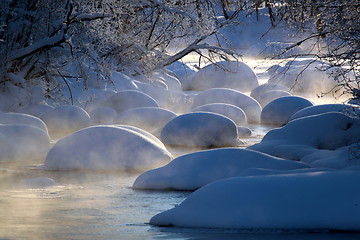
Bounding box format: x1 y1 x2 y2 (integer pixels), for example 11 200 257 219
166 61 196 90
257 90 293 108
190 61 259 92
0 124 50 162
20 104 54 119
150 171 360 232
101 90 159 113
133 148 309 191
289 104 360 121
39 126 173 171
89 107 117 124
237 126 252 137
41 105 91 139
160 112 241 148
151 70 182 92
113 107 177 136
0 112 48 133
249 112 360 161
192 88 261 123
134 81 171 109
300 143 360 170
250 83 291 101
261 96 313 126
192 103 247 126
109 71 139 91
21 177 57 188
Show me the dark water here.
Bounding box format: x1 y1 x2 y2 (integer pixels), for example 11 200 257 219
1 164 359 240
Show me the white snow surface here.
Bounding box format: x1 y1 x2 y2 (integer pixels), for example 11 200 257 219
249 112 360 164
192 88 262 123
101 90 159 113
289 103 360 121
190 61 259 92
160 112 241 148
41 105 91 139
39 125 173 171
256 90 293 108
109 71 139 92
0 124 50 162
19 104 54 119
150 70 182 92
113 107 177 136
166 61 196 90
133 148 310 191
150 171 360 231
261 96 313 126
0 112 48 133
250 83 292 101
192 103 247 126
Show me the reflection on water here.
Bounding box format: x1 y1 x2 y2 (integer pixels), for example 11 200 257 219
1 164 360 240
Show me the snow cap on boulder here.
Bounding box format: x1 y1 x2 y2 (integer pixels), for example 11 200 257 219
261 96 313 126
150 171 360 231
113 107 177 136
160 112 241 148
0 112 48 133
192 103 247 126
133 148 310 191
190 61 259 92
192 88 261 123
39 125 172 171
41 105 91 139
0 124 50 162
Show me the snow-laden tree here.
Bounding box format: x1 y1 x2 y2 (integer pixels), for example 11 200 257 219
273 0 360 101
0 0 245 105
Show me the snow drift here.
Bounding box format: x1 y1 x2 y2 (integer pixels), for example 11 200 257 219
150 171 360 232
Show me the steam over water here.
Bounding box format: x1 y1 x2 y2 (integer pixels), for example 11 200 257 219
0 58 358 239
1 161 359 239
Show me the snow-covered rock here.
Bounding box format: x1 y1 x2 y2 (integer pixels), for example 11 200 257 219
19 104 54 119
261 96 313 126
0 112 48 133
166 61 196 90
289 103 360 121
161 112 241 148
192 88 261 123
39 126 173 171
300 144 360 169
190 61 259 92
192 103 247 126
134 81 170 108
237 126 252 137
257 90 293 107
133 148 310 191
113 107 177 136
151 70 182 92
249 112 360 162
41 105 91 139
250 83 291 101
150 171 360 231
21 177 57 188
0 124 50 162
109 71 139 91
89 107 117 124
101 90 159 113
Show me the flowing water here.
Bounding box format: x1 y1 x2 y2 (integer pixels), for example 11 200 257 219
1 159 359 240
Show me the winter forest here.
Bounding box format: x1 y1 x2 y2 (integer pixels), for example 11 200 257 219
0 0 360 239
